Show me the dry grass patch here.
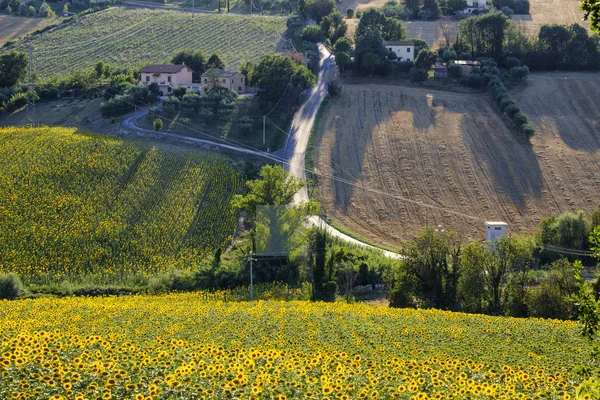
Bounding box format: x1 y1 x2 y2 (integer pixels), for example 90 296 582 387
0 15 58 46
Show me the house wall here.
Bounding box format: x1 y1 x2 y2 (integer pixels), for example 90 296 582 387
386 46 415 62
466 0 487 7
140 68 193 96
202 73 246 93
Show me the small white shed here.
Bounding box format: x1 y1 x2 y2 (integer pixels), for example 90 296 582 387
486 221 507 243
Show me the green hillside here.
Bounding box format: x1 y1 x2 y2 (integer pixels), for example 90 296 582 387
0 126 244 284
11 8 286 80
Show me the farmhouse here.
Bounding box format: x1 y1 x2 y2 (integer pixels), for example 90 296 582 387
201 69 247 94
140 64 201 96
453 60 481 75
383 41 415 62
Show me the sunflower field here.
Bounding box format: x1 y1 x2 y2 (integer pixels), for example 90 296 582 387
0 126 243 284
0 294 589 400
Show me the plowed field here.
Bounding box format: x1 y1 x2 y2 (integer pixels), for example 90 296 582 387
313 75 600 246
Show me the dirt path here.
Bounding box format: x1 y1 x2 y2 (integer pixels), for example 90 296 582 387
313 76 600 246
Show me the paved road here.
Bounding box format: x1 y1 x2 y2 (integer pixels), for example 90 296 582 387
122 47 401 259
280 44 402 259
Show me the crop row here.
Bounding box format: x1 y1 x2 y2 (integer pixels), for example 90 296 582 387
0 126 244 284
12 8 286 80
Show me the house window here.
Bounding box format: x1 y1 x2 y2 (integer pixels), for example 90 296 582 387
241 78 244 83
167 75 171 83
145 75 150 82
222 79 226 83
204 88 207 92
238 87 242 92
204 79 208 83
407 48 411 52
495 227 502 231
473 1 478 6
167 87 171 92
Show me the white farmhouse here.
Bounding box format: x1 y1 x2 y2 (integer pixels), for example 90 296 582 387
140 64 201 96
383 41 415 62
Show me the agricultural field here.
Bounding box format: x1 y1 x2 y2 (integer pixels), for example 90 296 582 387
312 81 600 246
0 126 244 284
6 7 287 81
0 295 589 399
0 15 58 47
341 0 590 47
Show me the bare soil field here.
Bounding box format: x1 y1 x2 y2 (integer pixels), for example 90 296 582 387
0 15 58 46
313 75 600 247
346 18 456 47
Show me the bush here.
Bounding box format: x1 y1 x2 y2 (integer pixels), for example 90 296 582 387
409 67 429 83
505 104 520 117
1 92 27 113
346 8 354 18
328 79 342 97
464 73 486 88
521 123 534 137
301 25 324 43
355 10 361 18
512 111 528 126
0 273 24 300
514 0 529 13
153 118 163 131
504 56 521 68
499 97 514 111
510 65 529 81
501 6 514 16
458 52 472 60
38 1 55 18
396 61 414 73
448 63 462 78
27 4 35 17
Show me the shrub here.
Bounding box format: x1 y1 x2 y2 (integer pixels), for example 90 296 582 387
521 123 534 137
355 10 361 18
514 0 529 14
464 73 486 88
495 87 507 98
510 65 529 81
17 3 27 15
346 8 354 18
505 104 520 117
153 118 163 131
448 63 462 78
328 79 342 97
396 61 414 73
301 25 324 43
512 111 528 126
0 273 24 300
504 56 521 68
501 6 514 16
458 52 472 60
38 1 55 18
409 67 428 83
1 92 27 113
499 97 514 111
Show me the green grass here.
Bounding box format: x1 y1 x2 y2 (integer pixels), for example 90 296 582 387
140 95 292 151
0 126 244 284
11 7 286 81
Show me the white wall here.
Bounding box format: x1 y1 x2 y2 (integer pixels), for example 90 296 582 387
386 46 415 62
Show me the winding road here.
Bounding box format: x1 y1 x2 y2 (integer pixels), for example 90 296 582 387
122 44 401 259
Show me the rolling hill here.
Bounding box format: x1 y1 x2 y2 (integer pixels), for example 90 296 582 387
0 126 244 284
7 7 287 81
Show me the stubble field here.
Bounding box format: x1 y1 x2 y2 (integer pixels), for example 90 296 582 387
313 75 600 246
0 15 58 46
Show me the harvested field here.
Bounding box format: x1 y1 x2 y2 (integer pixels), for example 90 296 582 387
0 15 58 46
341 0 590 47
313 77 600 246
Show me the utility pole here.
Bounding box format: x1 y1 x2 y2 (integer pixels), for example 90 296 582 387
26 46 35 125
227 0 229 12
263 115 266 145
248 252 256 301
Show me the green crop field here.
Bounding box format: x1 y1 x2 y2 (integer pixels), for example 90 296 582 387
10 8 286 81
0 126 244 284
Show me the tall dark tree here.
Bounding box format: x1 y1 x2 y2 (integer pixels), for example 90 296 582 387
0 51 27 88
458 12 509 58
354 7 387 41
171 50 206 82
382 17 407 41
206 53 226 70
320 11 348 44
304 0 335 23
354 28 387 75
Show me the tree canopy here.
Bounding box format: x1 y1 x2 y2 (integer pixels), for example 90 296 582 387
172 50 205 82
304 0 335 23
458 12 509 59
0 51 27 88
581 0 600 33
249 54 316 109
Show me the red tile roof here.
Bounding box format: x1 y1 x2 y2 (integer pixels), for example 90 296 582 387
140 64 191 73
